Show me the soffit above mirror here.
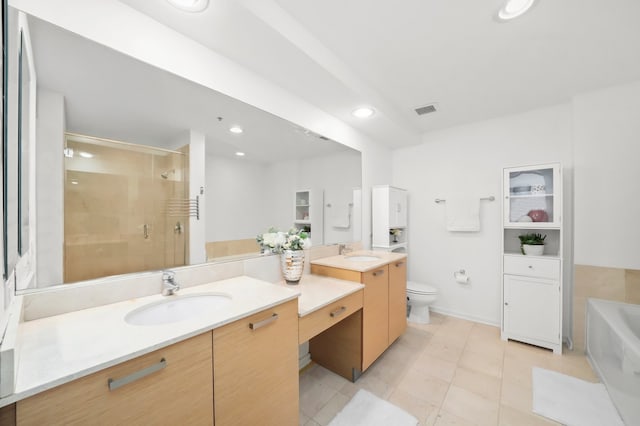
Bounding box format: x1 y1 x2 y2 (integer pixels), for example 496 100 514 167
29 14 352 162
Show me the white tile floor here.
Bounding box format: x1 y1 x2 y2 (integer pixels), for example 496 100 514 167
299 312 599 426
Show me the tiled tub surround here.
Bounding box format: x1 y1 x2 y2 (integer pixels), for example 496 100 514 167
573 265 640 351
1 276 300 406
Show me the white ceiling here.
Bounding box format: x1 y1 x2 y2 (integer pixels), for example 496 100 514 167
117 0 640 148
29 15 354 163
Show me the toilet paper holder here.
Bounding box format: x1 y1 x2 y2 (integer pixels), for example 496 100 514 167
453 269 466 278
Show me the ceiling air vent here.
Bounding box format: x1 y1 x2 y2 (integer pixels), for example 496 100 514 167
414 104 438 116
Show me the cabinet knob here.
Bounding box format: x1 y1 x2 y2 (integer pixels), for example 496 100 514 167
504 302 509 306
373 269 385 277
528 265 533 269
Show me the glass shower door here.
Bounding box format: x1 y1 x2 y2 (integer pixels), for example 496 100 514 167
63 134 187 283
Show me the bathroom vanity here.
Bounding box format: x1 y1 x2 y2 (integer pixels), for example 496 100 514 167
310 251 407 379
1 278 301 425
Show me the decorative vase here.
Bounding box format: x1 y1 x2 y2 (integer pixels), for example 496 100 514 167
522 244 544 256
280 250 305 284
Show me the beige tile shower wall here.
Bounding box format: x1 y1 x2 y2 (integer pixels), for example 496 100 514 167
573 264 640 352
64 139 187 283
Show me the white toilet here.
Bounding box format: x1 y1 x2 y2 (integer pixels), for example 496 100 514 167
406 281 438 324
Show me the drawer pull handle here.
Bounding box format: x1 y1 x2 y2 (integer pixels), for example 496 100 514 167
108 358 166 391
528 265 533 269
330 306 347 318
249 313 279 330
373 269 385 277
395 262 404 267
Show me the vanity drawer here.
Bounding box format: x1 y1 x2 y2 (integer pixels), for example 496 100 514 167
504 255 560 280
299 290 363 343
16 332 213 426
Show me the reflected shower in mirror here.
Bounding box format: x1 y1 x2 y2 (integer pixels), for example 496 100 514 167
14 11 361 290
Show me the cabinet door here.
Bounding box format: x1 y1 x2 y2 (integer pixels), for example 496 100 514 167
362 266 389 370
17 333 213 426
389 188 407 228
503 275 560 344
504 163 561 228
388 260 407 344
213 299 299 426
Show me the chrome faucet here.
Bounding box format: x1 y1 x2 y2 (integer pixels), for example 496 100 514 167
162 270 180 296
338 243 353 255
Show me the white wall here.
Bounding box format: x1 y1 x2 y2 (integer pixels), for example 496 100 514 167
573 80 640 270
392 104 573 325
296 151 361 245
207 150 361 245
205 155 272 241
188 131 206 264
35 89 65 286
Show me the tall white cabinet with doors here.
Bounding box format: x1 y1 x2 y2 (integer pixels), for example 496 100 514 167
294 190 323 244
502 163 563 354
372 186 408 252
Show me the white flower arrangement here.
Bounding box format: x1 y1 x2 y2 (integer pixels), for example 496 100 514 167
257 227 311 254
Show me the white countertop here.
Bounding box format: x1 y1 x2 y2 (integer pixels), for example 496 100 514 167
1 276 299 407
274 275 364 317
310 250 407 272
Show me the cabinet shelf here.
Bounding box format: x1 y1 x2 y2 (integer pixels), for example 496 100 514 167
503 252 560 260
504 223 560 230
508 193 554 199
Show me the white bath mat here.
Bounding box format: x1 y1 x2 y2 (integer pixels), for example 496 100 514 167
532 367 624 426
328 389 418 426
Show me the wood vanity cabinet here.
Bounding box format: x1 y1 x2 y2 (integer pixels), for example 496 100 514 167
213 299 299 426
362 266 390 370
16 332 214 426
388 259 408 344
311 258 407 373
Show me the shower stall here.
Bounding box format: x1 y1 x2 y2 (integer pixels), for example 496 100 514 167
63 133 189 283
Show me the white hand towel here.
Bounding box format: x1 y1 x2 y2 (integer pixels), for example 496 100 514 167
329 204 350 229
446 197 480 232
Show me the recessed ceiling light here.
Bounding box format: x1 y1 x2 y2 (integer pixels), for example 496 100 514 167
166 0 209 12
229 126 243 134
78 151 94 159
235 152 245 157
497 0 536 21
352 107 375 119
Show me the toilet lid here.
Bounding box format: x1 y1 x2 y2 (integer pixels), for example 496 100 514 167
407 281 438 295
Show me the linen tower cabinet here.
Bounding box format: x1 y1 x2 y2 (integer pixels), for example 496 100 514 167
501 163 563 354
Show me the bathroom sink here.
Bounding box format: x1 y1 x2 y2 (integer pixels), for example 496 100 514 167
345 255 381 262
125 293 232 326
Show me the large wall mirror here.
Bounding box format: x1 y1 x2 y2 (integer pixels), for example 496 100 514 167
7 10 362 291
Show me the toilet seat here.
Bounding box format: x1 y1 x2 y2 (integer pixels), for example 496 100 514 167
407 281 438 295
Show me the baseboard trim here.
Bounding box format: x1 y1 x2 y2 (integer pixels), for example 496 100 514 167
430 305 500 328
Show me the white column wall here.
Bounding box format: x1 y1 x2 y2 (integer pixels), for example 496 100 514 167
573 80 640 270
35 89 65 287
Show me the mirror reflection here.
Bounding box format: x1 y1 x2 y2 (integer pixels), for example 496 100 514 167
15 12 362 290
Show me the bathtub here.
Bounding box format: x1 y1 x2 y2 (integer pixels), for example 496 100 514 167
586 298 640 425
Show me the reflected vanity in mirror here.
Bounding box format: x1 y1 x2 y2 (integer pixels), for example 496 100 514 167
8 10 362 290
